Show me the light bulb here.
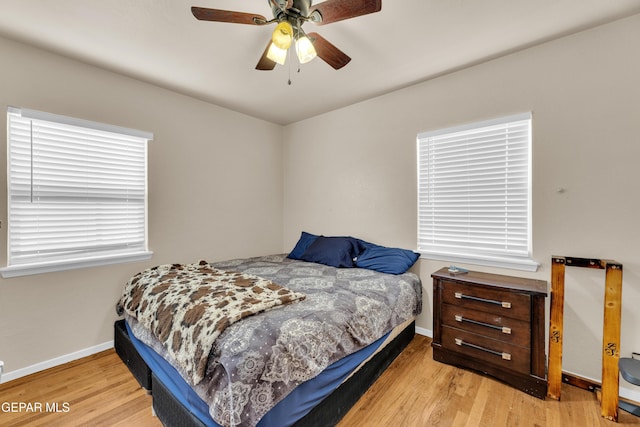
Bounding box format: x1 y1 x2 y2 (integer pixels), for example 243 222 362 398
271 21 293 50
296 36 317 64
266 42 287 65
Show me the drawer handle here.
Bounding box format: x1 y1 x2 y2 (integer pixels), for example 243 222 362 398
454 314 512 334
454 292 512 309
455 338 512 360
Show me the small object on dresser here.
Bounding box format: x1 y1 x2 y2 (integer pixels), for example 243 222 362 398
448 265 468 275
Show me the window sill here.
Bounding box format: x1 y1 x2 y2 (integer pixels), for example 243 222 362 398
419 251 539 272
0 251 153 278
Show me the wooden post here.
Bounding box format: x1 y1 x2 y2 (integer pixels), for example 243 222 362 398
601 262 623 421
547 257 566 400
546 256 623 422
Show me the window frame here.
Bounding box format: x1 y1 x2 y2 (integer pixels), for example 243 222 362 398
1 107 153 278
416 112 538 272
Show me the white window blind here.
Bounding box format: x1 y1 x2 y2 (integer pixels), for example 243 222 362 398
2 107 153 277
417 113 538 271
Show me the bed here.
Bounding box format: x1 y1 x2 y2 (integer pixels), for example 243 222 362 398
115 234 422 427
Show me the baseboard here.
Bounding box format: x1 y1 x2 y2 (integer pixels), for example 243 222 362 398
0 340 114 384
415 326 432 338
556 369 640 406
620 385 640 405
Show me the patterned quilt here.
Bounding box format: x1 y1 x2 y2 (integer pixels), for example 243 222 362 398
117 261 306 384
122 254 422 427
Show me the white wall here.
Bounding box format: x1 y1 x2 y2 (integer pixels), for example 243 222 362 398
0 35 284 378
1 10 639 402
283 13 640 395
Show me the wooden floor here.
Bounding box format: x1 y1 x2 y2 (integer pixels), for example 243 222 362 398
1 335 639 426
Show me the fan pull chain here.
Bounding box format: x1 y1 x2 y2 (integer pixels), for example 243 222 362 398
287 45 292 85
288 52 302 85
296 19 302 76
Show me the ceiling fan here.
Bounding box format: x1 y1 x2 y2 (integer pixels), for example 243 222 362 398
191 0 382 70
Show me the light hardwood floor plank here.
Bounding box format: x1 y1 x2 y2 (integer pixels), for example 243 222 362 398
1 335 639 426
0 350 158 427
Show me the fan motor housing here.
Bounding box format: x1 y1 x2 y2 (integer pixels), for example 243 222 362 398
270 0 312 20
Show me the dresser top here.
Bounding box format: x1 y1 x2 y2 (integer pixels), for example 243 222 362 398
431 267 548 296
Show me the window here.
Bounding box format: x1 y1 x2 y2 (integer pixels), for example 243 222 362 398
417 112 538 271
1 107 153 278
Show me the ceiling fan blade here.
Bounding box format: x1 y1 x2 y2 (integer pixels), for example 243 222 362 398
310 0 381 25
255 41 277 71
191 6 266 25
307 32 351 70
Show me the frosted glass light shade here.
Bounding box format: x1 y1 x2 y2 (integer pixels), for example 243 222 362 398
266 43 287 65
296 36 317 64
272 21 293 50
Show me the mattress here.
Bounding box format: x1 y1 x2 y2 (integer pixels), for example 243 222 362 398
118 254 422 427
124 318 415 427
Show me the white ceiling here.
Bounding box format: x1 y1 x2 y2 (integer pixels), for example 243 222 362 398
1 0 639 125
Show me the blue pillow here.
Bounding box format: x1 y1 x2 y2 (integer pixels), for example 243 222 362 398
287 231 319 260
355 243 420 274
300 236 365 268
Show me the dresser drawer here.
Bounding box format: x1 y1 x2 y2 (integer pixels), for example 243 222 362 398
441 325 531 374
441 303 531 348
441 280 531 322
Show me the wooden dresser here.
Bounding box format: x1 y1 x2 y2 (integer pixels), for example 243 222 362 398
431 267 548 399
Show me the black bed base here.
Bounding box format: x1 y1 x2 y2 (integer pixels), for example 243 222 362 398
114 319 152 391
291 321 415 427
114 320 416 426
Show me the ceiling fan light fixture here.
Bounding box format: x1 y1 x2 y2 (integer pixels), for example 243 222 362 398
266 42 287 65
271 21 294 50
295 36 317 64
